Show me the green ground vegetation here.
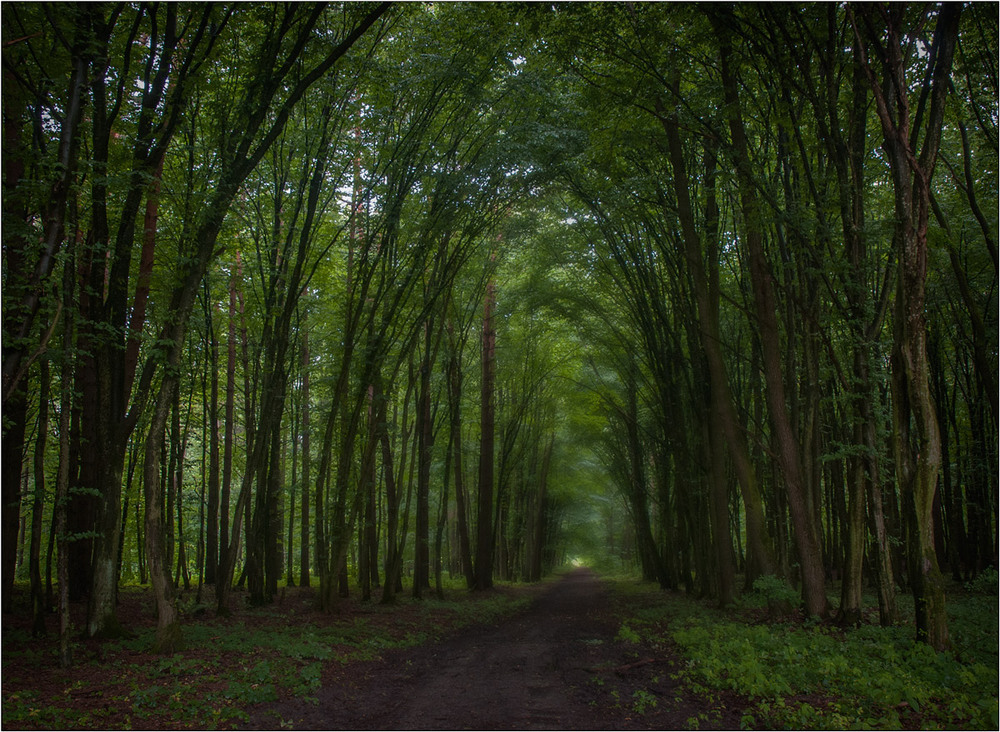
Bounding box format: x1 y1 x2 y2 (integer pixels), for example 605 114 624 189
611 572 999 730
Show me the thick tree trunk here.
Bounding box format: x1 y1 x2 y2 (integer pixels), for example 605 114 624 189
86 411 129 638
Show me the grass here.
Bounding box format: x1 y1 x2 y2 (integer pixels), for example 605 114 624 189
609 574 999 730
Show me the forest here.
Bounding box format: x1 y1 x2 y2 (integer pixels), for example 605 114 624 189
2 1 998 728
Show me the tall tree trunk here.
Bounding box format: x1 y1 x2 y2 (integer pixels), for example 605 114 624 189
205 295 221 585
360 385 377 601
714 13 828 617
474 280 497 591
526 434 554 583
144 385 183 654
219 267 239 585
299 326 311 587
30 360 50 636
414 321 434 598
288 397 298 587
447 323 475 588
56 248 76 667
2 11 87 407
659 97 775 584
852 2 960 650
3 388 27 613
434 414 455 597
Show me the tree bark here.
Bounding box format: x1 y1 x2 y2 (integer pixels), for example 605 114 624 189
447 322 476 588
474 280 497 591
144 383 183 654
714 13 828 617
299 326 311 587
659 95 775 584
414 322 434 598
30 361 49 636
852 2 960 650
205 295 221 585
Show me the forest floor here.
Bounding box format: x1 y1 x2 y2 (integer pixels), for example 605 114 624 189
2 568 747 730
5 568 995 730
248 567 747 730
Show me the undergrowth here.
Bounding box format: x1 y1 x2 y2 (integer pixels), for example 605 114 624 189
611 577 998 730
2 583 533 730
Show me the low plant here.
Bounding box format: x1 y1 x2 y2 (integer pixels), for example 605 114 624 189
670 610 998 729
631 688 657 714
603 578 997 730
964 567 998 595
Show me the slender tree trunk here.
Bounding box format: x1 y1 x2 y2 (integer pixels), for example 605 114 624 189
714 15 828 617
2 389 27 613
660 98 775 585
447 323 475 588
434 415 454 597
474 280 497 591
219 269 238 585
839 360 868 626
30 361 50 636
56 248 76 667
414 322 434 598
360 385 377 601
383 370 415 603
144 387 183 653
705 382 735 606
205 297 221 585
3 19 87 613
299 327 311 587
2 12 87 407
527 434 553 582
852 3 960 649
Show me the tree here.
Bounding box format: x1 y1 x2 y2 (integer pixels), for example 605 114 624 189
713 9 829 618
851 3 962 650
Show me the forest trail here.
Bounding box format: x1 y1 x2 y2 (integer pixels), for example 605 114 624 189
252 568 745 730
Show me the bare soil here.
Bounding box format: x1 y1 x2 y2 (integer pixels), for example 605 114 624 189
250 568 748 730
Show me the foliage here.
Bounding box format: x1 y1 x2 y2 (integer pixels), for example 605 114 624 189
744 575 800 609
612 581 998 730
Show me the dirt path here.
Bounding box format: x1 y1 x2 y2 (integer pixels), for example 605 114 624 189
253 569 745 730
